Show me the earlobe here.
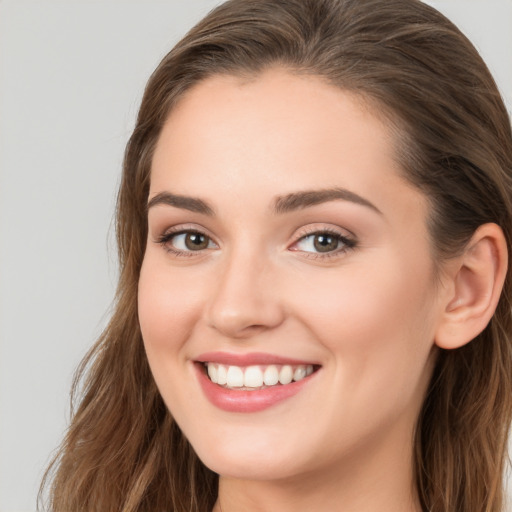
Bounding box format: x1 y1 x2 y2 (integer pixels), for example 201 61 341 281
435 223 508 350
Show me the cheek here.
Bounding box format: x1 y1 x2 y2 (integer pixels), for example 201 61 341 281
286 252 438 390
138 254 204 358
137 253 213 419
288 258 438 449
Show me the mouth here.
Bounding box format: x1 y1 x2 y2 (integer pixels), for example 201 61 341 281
201 362 317 390
194 352 321 412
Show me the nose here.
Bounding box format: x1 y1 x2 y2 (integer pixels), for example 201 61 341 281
205 247 285 339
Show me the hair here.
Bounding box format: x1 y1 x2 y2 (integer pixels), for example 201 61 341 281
40 0 512 511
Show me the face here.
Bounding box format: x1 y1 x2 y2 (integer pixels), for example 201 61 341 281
138 70 443 483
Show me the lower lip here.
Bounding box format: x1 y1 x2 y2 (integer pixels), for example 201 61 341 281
195 363 316 413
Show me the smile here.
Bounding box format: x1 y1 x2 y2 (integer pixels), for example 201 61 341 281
204 362 314 389
194 354 320 413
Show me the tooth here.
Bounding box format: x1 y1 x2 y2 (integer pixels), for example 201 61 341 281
217 364 228 385
306 365 313 376
263 365 279 386
226 366 244 387
293 366 306 382
207 363 218 384
279 365 293 385
244 366 263 387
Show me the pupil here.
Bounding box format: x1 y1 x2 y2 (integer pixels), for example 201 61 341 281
313 234 338 253
185 233 208 250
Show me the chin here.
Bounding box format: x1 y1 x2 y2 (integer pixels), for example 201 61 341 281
198 449 302 481
186 425 313 481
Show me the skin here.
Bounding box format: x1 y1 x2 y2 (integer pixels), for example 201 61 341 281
138 69 452 512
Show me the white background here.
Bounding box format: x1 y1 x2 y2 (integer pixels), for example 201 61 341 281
0 1 511 511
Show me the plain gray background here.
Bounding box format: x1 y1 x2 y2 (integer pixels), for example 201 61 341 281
1 1 511 511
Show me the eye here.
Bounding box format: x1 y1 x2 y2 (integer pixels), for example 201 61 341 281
291 230 356 255
157 229 217 254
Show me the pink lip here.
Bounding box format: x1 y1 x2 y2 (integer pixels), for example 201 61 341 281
195 351 317 367
194 356 319 413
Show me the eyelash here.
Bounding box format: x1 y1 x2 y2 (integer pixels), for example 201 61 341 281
290 227 357 259
155 226 357 259
156 228 215 258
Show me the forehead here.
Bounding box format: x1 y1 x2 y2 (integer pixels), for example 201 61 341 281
150 69 425 224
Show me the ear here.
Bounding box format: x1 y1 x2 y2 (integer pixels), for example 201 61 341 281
435 223 508 350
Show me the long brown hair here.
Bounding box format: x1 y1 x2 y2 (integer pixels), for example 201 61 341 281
40 0 512 510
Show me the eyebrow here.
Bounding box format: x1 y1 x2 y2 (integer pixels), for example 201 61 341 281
147 187 381 216
273 187 382 215
147 191 215 216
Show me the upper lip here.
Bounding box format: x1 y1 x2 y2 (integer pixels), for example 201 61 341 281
195 351 319 366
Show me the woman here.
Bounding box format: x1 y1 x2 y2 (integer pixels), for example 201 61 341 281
40 0 512 511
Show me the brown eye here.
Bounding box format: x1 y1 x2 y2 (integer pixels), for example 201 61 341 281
158 230 217 253
313 234 339 253
184 232 210 250
291 230 356 256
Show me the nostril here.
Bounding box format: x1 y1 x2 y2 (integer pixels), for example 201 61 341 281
205 265 286 337
207 312 282 339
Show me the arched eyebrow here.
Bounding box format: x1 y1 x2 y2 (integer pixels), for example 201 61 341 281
147 187 381 216
147 192 215 216
273 188 382 215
